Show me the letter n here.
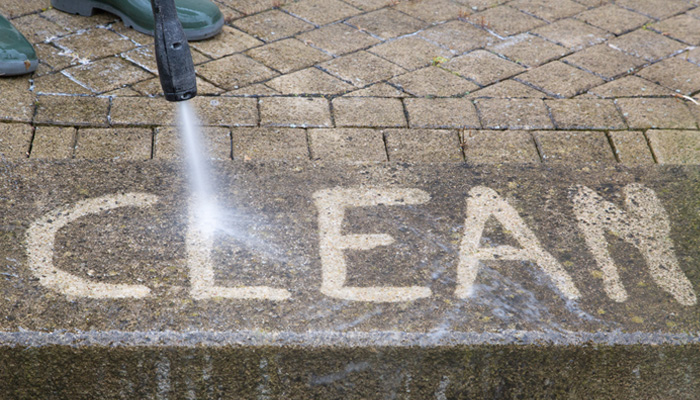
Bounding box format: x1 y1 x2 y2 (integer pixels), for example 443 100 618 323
572 184 696 306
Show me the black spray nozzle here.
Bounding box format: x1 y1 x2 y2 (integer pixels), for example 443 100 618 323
151 0 197 102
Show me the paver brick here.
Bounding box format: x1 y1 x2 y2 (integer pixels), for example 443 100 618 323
390 66 478 97
0 0 47 18
443 50 525 86
29 126 76 159
487 33 568 67
103 87 141 97
574 4 649 36
31 72 91 96
33 43 76 72
467 79 548 98
467 6 547 37
346 8 426 40
110 21 156 46
0 77 35 123
462 129 540 163
418 20 499 53
190 97 258 127
231 127 308 161
122 46 159 74
11 14 69 44
210 3 242 26
508 0 585 22
682 100 700 127
233 9 314 42
614 0 690 20
475 98 553 129
64 57 153 94
216 0 279 15
531 18 610 51
283 0 361 25
608 130 655 164
516 61 604 98
74 128 152 160
636 57 700 96
687 7 700 20
333 97 406 128
296 23 380 56
246 38 331 74
616 98 697 129
265 67 354 95
0 123 32 159
571 0 612 7
395 0 470 24
53 28 135 62
563 44 646 81
649 14 700 46
320 51 406 87
341 0 390 11
192 78 227 96
384 128 463 162
681 47 700 66
110 97 174 126
608 29 687 63
190 26 263 58
35 95 109 127
646 130 700 164
40 9 116 32
588 75 674 98
546 99 626 130
196 54 279 90
224 84 281 97
369 36 453 71
33 63 53 77
343 83 406 97
155 127 231 160
405 98 480 128
534 130 616 163
308 128 386 161
259 97 331 128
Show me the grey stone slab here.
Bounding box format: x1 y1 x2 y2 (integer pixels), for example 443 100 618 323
0 160 699 333
1 161 700 394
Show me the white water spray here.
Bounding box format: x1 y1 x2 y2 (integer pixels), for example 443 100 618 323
177 101 290 261
178 101 220 234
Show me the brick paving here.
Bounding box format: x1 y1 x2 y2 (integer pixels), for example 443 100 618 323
2 0 700 163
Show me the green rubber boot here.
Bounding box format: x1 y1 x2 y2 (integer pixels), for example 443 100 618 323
0 15 37 76
51 0 224 41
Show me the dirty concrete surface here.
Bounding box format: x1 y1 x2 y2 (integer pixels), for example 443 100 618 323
3 0 700 397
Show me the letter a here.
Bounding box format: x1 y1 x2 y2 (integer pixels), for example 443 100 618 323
456 186 580 300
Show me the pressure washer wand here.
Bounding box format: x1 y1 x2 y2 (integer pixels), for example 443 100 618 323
151 0 197 102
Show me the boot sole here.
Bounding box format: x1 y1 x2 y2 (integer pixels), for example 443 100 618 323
0 59 38 77
50 0 223 41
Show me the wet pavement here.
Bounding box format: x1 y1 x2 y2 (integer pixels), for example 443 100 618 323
2 0 700 163
2 0 700 397
2 161 700 339
0 161 700 397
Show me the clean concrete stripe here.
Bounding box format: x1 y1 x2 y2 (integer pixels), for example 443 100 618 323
1 330 699 348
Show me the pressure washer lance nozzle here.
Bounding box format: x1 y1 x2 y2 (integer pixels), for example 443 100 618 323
151 0 197 102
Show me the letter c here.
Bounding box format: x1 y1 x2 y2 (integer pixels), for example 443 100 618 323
26 193 158 299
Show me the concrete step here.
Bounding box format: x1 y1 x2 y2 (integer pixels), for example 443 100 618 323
1 161 699 398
